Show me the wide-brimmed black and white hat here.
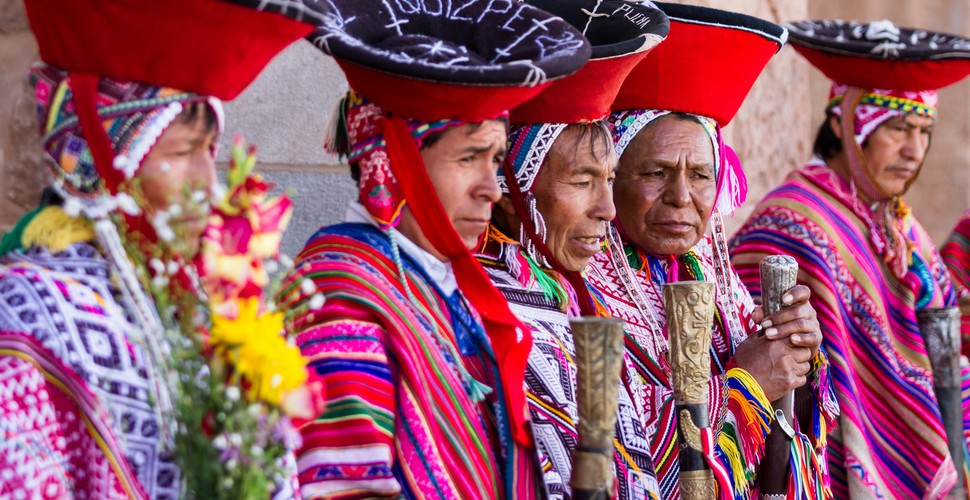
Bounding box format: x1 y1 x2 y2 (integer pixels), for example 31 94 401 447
307 0 592 122
787 19 970 91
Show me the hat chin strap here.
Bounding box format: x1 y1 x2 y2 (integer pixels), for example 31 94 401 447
70 73 125 194
839 86 916 278
839 86 892 202
501 153 601 318
382 114 536 448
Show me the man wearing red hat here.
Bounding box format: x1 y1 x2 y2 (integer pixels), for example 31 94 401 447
276 2 590 498
475 1 668 497
732 19 970 499
586 4 837 499
0 0 313 497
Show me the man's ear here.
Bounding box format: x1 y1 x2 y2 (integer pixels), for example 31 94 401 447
828 114 843 141
495 195 517 216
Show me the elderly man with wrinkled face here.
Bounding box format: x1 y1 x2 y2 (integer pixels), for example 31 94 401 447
589 109 830 499
474 1 671 496
586 4 838 498
480 122 662 498
732 19 970 498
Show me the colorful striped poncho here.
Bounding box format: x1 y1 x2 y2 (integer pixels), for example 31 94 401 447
941 209 970 356
731 161 968 498
476 226 661 499
279 223 541 499
588 226 837 499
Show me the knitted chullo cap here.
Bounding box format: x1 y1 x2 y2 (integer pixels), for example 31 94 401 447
787 19 970 200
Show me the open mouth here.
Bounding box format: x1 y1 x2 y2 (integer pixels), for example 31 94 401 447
573 236 605 256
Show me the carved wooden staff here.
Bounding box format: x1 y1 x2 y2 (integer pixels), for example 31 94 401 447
570 316 627 500
664 281 717 500
917 307 968 499
758 255 799 499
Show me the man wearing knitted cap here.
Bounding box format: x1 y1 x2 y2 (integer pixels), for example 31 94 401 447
475 1 668 497
0 0 313 497
732 19 970 498
586 4 837 499
276 2 590 498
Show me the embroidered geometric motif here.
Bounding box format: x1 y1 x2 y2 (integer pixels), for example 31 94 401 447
0 243 179 498
480 242 660 500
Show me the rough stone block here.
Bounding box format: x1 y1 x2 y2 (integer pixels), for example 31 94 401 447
220 42 347 167
4 83 49 218
259 167 357 257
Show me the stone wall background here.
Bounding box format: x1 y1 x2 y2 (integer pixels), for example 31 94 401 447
1 0 968 256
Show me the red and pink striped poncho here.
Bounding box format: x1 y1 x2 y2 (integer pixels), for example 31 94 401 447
942 210 970 357
732 161 969 498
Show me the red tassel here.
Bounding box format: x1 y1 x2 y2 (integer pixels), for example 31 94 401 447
382 115 535 447
69 72 125 194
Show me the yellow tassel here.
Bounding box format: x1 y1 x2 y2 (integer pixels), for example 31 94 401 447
485 222 520 245
717 430 748 492
22 206 95 253
720 368 775 496
726 368 771 409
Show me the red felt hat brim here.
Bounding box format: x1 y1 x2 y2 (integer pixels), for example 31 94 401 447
613 17 783 126
792 44 970 92
510 49 654 124
339 60 553 122
25 0 312 100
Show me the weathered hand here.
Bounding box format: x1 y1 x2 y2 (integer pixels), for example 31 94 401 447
733 333 813 401
750 284 822 358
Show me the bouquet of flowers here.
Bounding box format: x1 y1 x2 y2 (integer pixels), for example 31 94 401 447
149 137 321 498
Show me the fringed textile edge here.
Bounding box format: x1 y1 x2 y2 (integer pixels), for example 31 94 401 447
716 367 772 500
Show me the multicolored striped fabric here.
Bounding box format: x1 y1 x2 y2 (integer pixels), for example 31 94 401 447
731 160 967 498
0 331 145 498
942 209 970 356
587 228 803 500
476 227 661 499
279 223 540 499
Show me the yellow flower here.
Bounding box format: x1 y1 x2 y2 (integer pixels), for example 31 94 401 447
237 330 307 406
209 298 308 406
210 298 269 347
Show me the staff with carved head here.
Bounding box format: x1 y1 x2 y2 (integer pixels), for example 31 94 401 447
757 256 800 499
917 307 968 499
664 281 717 499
